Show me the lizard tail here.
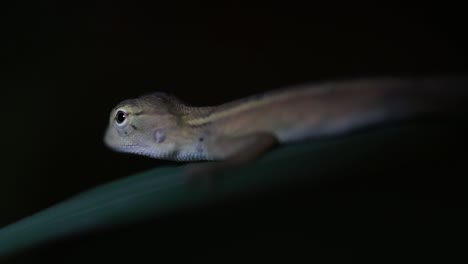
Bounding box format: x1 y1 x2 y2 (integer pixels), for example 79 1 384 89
386 75 468 118
317 74 468 137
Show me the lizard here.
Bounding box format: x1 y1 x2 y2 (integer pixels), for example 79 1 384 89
103 75 468 180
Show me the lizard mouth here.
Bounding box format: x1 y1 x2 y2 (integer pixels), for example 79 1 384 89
107 140 153 153
107 144 154 158
108 144 168 159
108 144 143 151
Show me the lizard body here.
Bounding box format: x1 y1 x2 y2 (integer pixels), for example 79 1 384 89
103 75 468 176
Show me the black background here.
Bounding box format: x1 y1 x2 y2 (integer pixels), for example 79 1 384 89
1 1 468 261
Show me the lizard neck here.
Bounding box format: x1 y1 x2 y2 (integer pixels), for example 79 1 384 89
177 88 309 127
155 105 216 161
179 105 217 125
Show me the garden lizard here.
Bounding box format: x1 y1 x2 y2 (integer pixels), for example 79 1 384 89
103 75 467 178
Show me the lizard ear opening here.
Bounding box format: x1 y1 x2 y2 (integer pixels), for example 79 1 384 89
153 129 166 143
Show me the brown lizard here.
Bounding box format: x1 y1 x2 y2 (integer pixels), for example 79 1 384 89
103 75 468 179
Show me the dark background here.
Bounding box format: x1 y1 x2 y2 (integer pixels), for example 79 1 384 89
1 1 467 259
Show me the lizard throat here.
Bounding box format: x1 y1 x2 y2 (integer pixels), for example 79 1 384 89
109 144 212 162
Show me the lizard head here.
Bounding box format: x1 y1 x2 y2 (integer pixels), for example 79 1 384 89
103 92 186 159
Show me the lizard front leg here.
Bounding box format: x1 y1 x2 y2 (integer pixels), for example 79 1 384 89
184 132 279 183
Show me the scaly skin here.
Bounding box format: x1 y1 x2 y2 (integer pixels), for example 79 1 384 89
103 75 468 177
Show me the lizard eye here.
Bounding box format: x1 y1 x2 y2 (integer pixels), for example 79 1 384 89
115 110 127 125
